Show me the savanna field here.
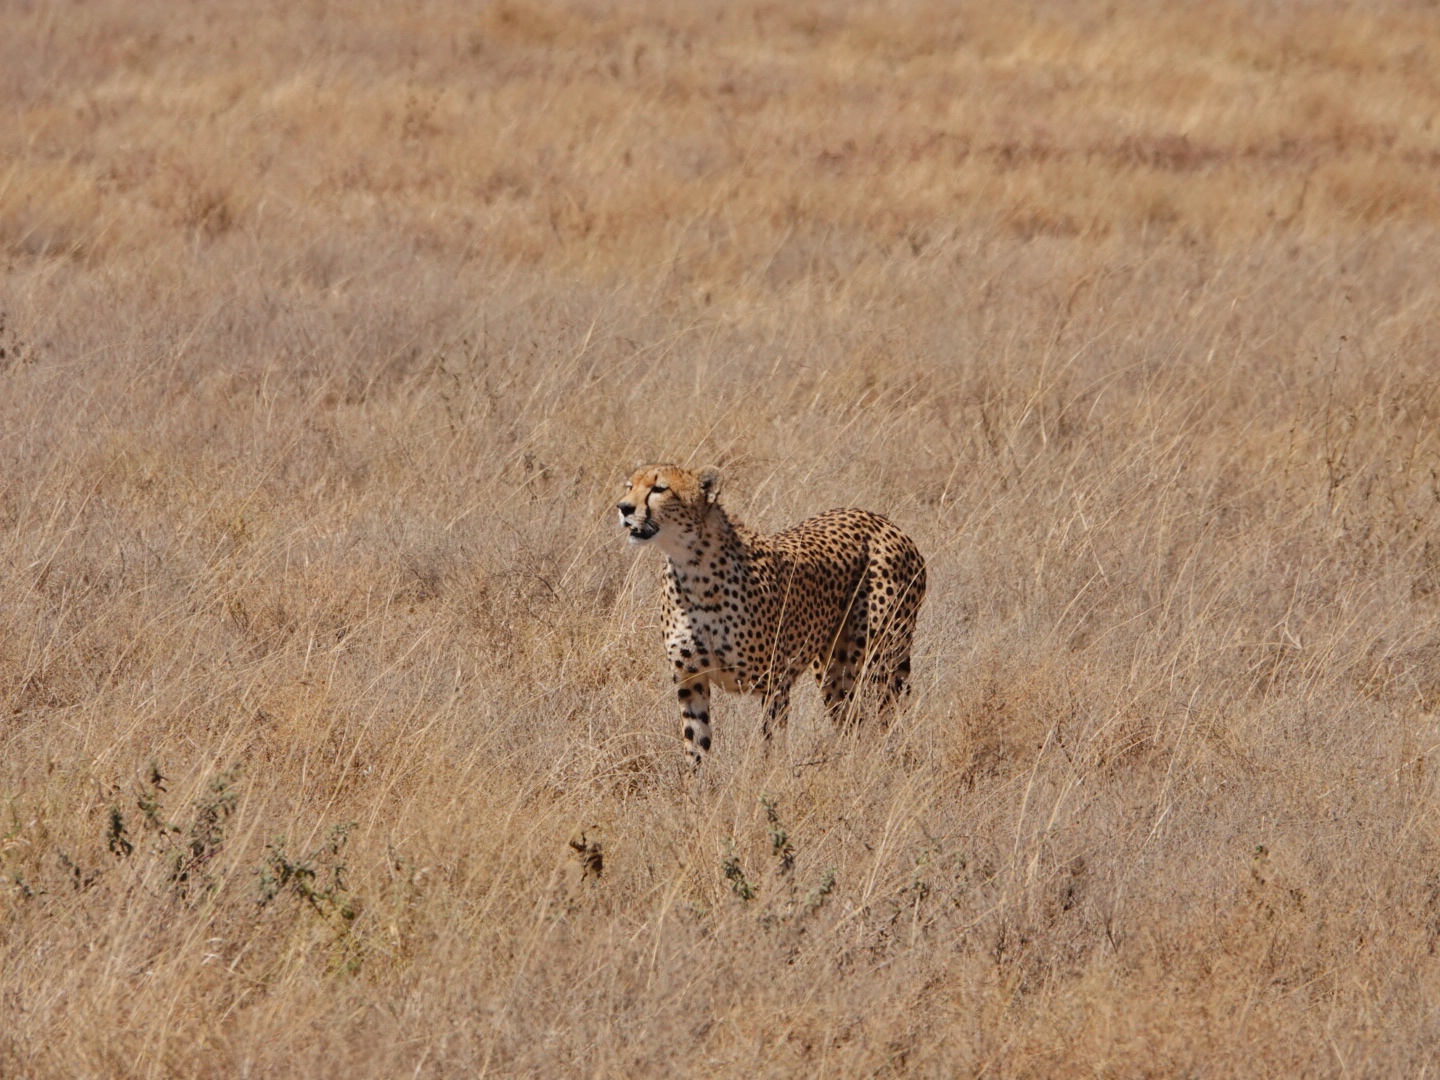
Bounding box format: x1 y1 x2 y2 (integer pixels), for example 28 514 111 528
5 1 1440 1074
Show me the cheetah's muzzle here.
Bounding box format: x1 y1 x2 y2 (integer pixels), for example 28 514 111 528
626 518 659 543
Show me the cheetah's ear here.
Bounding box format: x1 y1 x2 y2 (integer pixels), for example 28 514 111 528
699 467 722 504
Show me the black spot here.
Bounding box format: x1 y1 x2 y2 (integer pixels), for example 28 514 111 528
698 736 711 751
684 725 694 740
678 687 692 698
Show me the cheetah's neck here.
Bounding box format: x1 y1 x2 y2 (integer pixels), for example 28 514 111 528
657 504 768 579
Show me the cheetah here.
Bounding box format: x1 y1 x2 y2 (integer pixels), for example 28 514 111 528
618 463 926 766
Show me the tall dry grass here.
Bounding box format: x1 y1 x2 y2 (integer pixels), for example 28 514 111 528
4 0 1440 1075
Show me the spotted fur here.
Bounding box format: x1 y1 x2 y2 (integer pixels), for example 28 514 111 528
618 463 927 766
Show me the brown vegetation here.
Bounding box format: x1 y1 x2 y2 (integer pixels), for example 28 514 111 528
4 0 1440 1074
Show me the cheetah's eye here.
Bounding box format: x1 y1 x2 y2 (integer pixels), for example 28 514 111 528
652 484 668 494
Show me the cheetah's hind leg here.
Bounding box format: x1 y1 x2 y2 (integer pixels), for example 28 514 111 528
860 571 923 723
760 680 794 742
816 627 863 727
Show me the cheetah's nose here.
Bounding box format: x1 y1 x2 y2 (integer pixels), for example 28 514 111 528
617 502 635 517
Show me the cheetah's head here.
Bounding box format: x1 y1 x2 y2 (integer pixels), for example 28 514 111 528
617 463 721 552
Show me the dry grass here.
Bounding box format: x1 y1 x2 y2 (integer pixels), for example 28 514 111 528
4 0 1440 1075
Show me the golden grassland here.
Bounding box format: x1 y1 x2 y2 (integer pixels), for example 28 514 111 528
4 0 1440 1074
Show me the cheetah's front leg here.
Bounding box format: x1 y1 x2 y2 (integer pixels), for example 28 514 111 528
676 672 712 768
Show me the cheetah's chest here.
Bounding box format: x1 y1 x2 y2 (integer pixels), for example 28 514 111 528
664 558 763 688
